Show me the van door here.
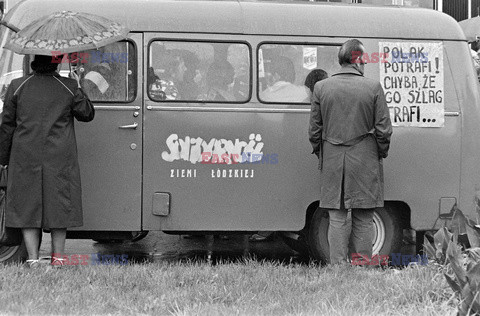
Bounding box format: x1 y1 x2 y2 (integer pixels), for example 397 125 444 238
73 33 142 231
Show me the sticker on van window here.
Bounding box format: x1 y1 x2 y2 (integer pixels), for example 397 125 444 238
379 42 444 127
258 49 265 78
303 47 317 70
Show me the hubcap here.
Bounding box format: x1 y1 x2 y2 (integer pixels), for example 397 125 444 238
372 211 385 255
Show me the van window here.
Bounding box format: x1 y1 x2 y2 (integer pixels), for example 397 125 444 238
148 41 250 103
258 43 341 104
57 41 136 103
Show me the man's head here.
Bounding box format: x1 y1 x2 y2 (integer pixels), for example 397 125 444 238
338 39 366 74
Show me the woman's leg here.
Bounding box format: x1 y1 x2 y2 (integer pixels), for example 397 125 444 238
22 228 41 260
51 228 67 258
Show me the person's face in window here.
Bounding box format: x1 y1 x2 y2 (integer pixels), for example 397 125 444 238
172 58 187 82
193 69 202 84
265 71 280 88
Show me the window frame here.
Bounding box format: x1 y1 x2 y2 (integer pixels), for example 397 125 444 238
256 41 342 105
147 38 253 104
67 39 138 104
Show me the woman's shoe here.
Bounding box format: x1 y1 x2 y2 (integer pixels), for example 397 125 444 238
51 257 66 267
25 259 41 269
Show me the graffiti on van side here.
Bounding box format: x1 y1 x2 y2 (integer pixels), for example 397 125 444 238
379 42 444 128
169 168 256 179
161 133 264 165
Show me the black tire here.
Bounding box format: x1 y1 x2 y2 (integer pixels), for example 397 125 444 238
0 241 27 264
308 205 404 263
307 208 330 263
131 231 148 242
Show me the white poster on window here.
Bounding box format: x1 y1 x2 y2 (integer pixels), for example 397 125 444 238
258 49 265 78
379 42 444 127
303 47 317 70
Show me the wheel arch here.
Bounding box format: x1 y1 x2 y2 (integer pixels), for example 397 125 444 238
384 200 411 230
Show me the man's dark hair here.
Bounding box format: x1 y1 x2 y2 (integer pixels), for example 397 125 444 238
338 39 364 66
207 59 234 88
31 54 59 74
304 69 328 92
270 56 295 83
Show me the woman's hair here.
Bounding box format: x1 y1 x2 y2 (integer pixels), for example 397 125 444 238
338 39 364 66
31 55 59 73
304 69 328 92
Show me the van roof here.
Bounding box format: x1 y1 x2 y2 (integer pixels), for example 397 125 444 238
5 0 466 41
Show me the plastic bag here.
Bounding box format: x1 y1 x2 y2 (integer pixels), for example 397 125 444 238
0 166 22 246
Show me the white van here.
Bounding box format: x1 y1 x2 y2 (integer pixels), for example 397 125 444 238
0 0 478 263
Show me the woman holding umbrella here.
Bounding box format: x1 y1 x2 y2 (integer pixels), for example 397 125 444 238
0 54 95 267
0 11 128 267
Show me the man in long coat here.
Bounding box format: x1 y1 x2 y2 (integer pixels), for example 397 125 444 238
309 39 392 265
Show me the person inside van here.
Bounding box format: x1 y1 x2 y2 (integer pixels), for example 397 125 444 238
471 41 480 80
81 44 127 101
260 55 308 103
152 51 201 101
200 59 236 102
177 51 201 100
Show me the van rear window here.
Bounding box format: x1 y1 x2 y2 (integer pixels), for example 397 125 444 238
258 43 341 104
148 41 250 103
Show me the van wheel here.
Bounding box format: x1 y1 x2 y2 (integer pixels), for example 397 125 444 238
0 242 27 264
308 205 404 263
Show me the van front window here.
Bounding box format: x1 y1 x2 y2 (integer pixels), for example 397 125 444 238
148 41 250 103
59 41 137 103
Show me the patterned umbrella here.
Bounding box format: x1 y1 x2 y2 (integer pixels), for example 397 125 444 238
4 11 128 56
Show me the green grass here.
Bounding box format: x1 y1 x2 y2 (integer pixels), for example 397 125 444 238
0 259 457 315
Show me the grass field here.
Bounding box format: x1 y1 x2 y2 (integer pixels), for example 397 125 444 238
0 258 457 315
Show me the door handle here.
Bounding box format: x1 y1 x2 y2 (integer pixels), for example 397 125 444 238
118 122 138 129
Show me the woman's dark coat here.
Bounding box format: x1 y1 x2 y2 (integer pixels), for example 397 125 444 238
0 72 94 229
